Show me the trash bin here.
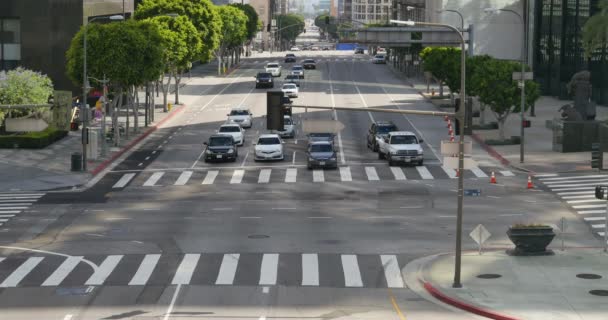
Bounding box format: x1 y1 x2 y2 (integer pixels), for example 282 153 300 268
71 152 82 172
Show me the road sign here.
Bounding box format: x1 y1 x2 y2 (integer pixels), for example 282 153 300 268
440 140 472 155
271 19 276 27
469 224 491 255
464 189 481 196
512 72 533 81
443 156 475 170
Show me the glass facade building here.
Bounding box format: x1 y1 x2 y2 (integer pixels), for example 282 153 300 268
533 0 607 104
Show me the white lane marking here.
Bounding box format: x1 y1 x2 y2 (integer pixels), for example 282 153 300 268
441 166 457 179
365 166 379 181
202 171 219 185
499 213 525 217
0 257 44 287
0 207 27 210
577 210 605 215
238 86 255 107
562 195 596 199
129 254 161 286
592 223 606 229
308 216 332 219
292 151 296 165
143 172 164 187
0 215 15 218
551 187 596 192
351 75 374 122
340 167 352 181
0 246 97 270
544 178 608 185
42 256 83 287
549 182 608 188
328 64 346 164
163 284 182 320
567 199 605 204
85 255 123 285
470 167 488 178
381 255 405 288
240 151 249 167
258 169 271 184
198 74 243 112
259 253 279 285
112 173 135 189
535 173 560 178
0 203 31 207
584 217 606 221
301 253 319 286
416 166 434 179
557 191 594 196
341 254 363 287
285 168 297 183
540 174 607 181
230 170 245 184
500 170 515 177
64 315 73 320
390 167 406 180
216 254 240 285
0 193 43 197
174 171 193 186
0 195 42 200
0 211 20 214
572 204 605 209
313 170 324 182
172 254 200 285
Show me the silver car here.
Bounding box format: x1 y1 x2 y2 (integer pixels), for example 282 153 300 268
306 141 338 169
274 115 295 138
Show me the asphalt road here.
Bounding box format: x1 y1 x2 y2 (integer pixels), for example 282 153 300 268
0 31 599 320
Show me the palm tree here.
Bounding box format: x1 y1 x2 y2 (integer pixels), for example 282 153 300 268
582 0 608 57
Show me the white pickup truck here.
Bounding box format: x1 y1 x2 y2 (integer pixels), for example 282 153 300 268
378 131 424 166
265 63 282 77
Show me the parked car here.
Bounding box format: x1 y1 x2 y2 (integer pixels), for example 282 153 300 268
366 120 398 152
255 72 274 88
372 55 386 64
377 131 424 166
281 83 299 98
284 53 296 63
290 46 301 51
203 134 238 162
273 115 295 138
306 141 338 169
354 47 365 54
265 63 282 77
227 108 253 128
303 59 316 69
284 74 301 87
291 65 304 79
217 123 245 146
254 134 284 161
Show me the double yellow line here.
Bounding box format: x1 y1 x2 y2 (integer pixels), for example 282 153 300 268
388 288 407 320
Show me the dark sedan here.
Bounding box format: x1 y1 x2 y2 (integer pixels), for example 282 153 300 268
203 135 238 162
306 141 338 169
303 59 316 69
284 53 296 63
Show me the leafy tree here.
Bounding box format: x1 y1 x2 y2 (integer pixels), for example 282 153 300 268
473 59 540 140
277 14 305 47
229 3 259 40
134 0 221 63
467 55 493 125
0 68 54 125
582 0 608 57
66 19 164 144
314 14 338 39
214 5 248 75
419 47 461 97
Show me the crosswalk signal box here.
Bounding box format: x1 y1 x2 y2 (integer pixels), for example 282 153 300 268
267 91 285 131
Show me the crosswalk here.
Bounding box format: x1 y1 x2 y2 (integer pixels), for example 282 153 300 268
0 193 44 227
0 252 409 289
538 174 608 239
246 58 370 65
111 165 515 189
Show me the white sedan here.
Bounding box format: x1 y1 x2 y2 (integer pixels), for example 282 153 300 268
217 123 245 146
227 108 253 128
254 134 284 161
290 46 301 51
281 83 299 98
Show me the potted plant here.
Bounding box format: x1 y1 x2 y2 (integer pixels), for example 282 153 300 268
506 224 555 256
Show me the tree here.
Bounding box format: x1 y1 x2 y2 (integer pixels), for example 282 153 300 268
277 14 305 48
66 19 164 144
134 0 221 63
214 5 248 75
0 68 53 125
582 0 608 57
419 47 461 98
314 14 337 39
474 59 540 141
467 55 493 125
229 3 259 40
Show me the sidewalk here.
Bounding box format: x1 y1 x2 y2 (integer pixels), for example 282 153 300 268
406 249 608 320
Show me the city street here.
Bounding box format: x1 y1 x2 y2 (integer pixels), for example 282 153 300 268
0 29 601 320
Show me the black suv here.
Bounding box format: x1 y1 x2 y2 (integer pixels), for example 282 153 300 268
366 121 398 152
255 72 274 88
354 47 365 54
303 59 316 69
204 134 238 162
284 53 296 63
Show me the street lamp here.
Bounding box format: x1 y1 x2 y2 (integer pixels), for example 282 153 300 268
436 9 464 32
484 7 527 163
390 18 467 289
82 14 124 171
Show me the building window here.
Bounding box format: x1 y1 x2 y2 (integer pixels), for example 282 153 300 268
0 18 21 70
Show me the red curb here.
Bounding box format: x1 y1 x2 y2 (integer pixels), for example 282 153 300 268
471 133 511 167
422 281 521 320
89 105 186 176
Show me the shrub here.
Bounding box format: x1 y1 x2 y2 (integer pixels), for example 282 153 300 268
0 127 68 149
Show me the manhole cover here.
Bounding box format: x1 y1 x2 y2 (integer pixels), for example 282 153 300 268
477 274 502 279
248 234 269 239
577 273 602 280
589 290 608 296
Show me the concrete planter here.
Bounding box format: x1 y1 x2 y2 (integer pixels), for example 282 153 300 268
507 226 555 256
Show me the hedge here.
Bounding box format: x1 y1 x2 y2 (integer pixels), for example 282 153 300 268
0 127 68 149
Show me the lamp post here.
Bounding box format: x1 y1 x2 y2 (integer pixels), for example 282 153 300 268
82 14 124 171
390 18 467 288
484 7 527 163
436 9 464 32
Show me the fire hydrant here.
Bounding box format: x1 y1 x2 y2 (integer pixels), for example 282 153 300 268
168 103 172 111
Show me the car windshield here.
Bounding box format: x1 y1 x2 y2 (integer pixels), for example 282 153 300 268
230 110 249 116
375 55 384 59
258 137 281 145
377 125 397 133
310 144 333 153
267 64 279 68
292 66 303 70
286 54 295 57
391 135 418 144
283 84 296 89
209 136 233 146
219 126 240 133
304 60 315 63
286 75 298 79
309 133 333 140
284 118 292 125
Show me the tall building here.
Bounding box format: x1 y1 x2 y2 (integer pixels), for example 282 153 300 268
319 0 331 13
330 0 338 17
352 0 391 24
340 0 352 21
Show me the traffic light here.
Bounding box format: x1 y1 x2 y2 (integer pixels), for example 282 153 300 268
595 186 605 199
267 91 285 131
267 23 271 32
592 143 602 169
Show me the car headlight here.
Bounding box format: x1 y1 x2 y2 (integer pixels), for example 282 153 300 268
330 157 337 161
308 157 315 161
256 80 260 83
228 149 234 154
205 149 212 154
418 150 423 155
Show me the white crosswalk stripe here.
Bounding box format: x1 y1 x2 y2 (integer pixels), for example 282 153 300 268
390 167 406 180
143 172 164 187
470 167 488 178
285 168 297 183
0 193 44 228
216 254 239 285
259 253 279 285
301 253 319 286
113 173 136 188
416 166 434 179
500 170 515 177
339 167 352 182
129 254 161 286
172 254 200 285
365 167 379 181
0 257 44 287
442 166 457 179
381 255 405 288
42 256 83 287
341 254 363 287
313 170 324 182
258 169 271 183
85 255 123 285
202 171 219 185
230 170 245 184
174 171 193 186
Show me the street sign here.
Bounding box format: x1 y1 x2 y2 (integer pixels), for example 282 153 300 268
469 224 491 255
443 156 475 170
512 72 533 80
440 140 472 155
464 189 481 196
271 19 276 27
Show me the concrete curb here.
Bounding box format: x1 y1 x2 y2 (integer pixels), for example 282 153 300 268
89 105 186 177
421 280 521 320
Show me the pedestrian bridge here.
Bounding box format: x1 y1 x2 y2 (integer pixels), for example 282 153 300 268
339 27 469 47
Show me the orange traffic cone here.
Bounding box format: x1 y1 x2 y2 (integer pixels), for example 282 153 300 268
447 119 452 128
527 176 533 189
490 172 497 184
